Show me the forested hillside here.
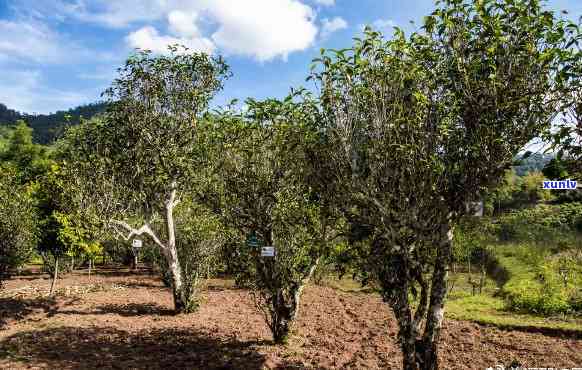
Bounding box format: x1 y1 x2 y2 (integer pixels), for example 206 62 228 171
514 152 554 176
0 102 107 144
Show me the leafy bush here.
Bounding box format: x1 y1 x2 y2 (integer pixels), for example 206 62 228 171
499 246 582 315
496 202 582 244
0 165 38 286
453 217 498 265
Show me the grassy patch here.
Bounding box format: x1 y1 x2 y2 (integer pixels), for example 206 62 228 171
446 293 582 333
446 242 582 332
493 243 582 315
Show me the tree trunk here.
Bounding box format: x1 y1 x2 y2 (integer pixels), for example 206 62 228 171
49 256 59 296
272 290 293 344
418 224 453 370
165 186 187 313
388 223 453 370
132 253 138 271
269 259 319 344
389 281 418 370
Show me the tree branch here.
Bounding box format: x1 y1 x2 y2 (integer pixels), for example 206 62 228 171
110 220 167 250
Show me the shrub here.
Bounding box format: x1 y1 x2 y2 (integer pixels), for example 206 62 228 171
0 165 38 287
501 249 582 315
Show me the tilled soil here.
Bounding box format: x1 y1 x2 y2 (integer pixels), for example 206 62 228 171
0 270 581 369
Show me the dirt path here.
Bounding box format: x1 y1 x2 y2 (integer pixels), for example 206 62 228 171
1 271 581 369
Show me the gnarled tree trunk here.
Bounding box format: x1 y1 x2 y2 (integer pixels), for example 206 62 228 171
385 223 453 370
267 259 320 344
416 225 452 370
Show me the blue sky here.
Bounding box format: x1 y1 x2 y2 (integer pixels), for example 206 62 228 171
0 0 580 114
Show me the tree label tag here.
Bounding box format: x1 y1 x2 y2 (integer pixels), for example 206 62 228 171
132 239 143 249
465 201 483 217
261 246 275 257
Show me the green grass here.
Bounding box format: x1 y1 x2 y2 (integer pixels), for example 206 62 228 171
446 242 582 332
493 243 582 315
447 292 582 333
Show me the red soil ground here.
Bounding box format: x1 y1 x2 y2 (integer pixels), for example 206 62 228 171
0 269 581 369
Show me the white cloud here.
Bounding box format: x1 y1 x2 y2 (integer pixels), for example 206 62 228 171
0 17 114 65
126 26 215 54
118 0 319 61
207 0 318 61
0 69 95 114
11 0 321 62
168 10 201 37
0 20 69 63
60 0 170 28
320 16 348 40
371 19 396 33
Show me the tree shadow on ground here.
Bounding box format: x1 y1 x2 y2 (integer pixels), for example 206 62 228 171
55 302 176 317
477 322 582 340
68 268 154 278
114 280 167 289
0 326 304 369
0 296 58 328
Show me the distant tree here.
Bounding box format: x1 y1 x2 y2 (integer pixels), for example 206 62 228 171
0 165 37 288
485 169 520 214
0 121 50 182
35 163 77 295
0 102 109 144
312 0 578 368
512 152 553 176
24 102 109 144
0 103 22 124
61 46 230 313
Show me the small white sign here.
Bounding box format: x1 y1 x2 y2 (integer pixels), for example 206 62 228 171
261 246 275 257
466 201 484 217
132 239 143 248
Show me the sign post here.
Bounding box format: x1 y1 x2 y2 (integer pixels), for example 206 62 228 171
131 239 143 270
247 233 259 249
261 246 275 257
466 200 484 217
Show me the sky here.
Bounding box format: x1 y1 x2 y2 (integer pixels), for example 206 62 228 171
0 0 580 114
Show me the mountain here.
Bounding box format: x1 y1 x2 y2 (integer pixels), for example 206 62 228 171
0 102 107 144
513 152 553 176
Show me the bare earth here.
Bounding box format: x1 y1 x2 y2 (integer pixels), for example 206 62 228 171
1 269 581 370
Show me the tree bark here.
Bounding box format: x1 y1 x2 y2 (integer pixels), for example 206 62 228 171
272 290 292 344
49 256 59 296
164 185 188 313
391 285 418 370
269 258 320 344
387 224 453 370
418 224 453 370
